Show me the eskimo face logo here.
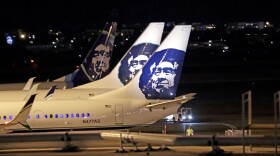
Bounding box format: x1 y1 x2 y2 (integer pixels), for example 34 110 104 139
128 55 149 79
91 44 111 77
73 25 116 83
139 49 185 99
151 61 178 93
118 43 158 85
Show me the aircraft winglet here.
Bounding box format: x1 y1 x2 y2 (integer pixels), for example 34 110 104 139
0 94 37 131
22 77 36 91
10 94 37 130
44 85 57 100
23 83 40 101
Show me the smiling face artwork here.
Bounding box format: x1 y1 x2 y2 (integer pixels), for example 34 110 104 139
150 61 177 93
91 44 112 78
128 54 149 79
139 49 185 99
118 43 159 85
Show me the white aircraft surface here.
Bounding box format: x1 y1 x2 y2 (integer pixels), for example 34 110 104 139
0 22 165 101
0 22 118 91
0 25 194 133
0 84 39 133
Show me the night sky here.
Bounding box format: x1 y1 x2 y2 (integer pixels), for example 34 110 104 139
0 0 279 29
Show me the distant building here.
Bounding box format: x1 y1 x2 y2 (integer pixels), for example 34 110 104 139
191 23 216 31
226 21 273 31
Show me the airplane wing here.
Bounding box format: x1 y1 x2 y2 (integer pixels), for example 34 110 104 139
246 123 280 129
100 131 280 146
146 93 196 110
22 77 36 91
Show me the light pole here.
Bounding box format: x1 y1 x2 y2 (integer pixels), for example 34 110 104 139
274 91 280 156
242 90 251 156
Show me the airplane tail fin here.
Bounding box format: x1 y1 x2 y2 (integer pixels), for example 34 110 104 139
54 22 117 85
75 22 165 89
90 25 192 100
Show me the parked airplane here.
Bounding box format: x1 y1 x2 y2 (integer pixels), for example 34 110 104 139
0 22 165 101
0 25 193 133
0 22 117 91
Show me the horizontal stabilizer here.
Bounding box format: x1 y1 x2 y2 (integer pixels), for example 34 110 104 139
146 93 195 110
175 93 197 100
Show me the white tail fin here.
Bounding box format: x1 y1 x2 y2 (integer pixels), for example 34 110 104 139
90 25 192 100
74 22 165 89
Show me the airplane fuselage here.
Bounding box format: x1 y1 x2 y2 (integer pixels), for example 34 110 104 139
0 99 179 131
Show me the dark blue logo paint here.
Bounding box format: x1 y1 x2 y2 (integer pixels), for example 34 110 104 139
81 43 113 80
73 23 117 83
139 49 186 99
118 43 158 85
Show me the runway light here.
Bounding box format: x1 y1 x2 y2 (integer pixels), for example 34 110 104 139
20 34 26 39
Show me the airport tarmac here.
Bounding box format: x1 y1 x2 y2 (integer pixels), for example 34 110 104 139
0 145 278 156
